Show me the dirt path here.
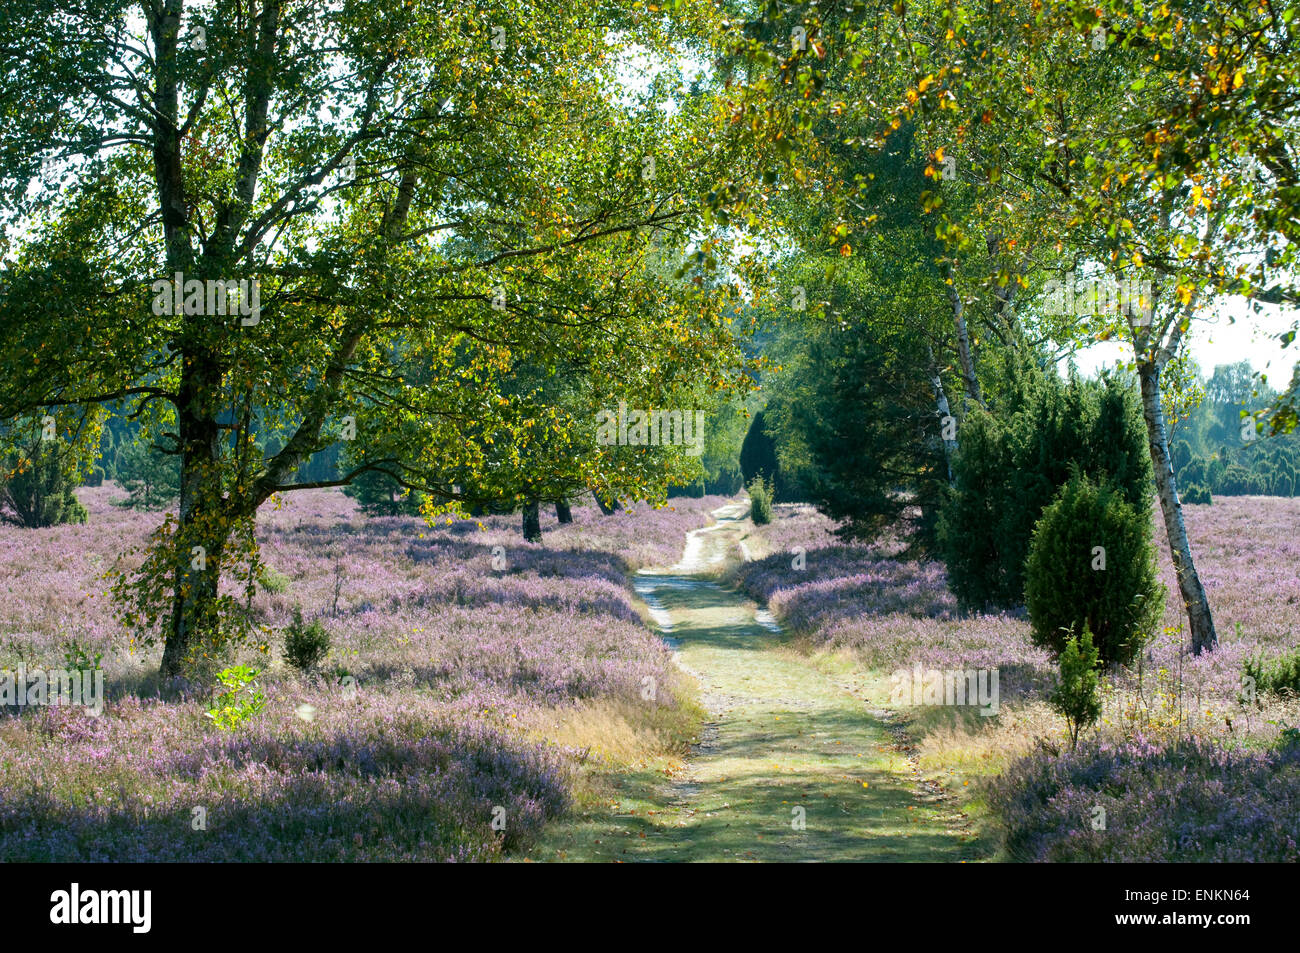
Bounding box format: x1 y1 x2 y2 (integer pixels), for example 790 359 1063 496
529 502 979 862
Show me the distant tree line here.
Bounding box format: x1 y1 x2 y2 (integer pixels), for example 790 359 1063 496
1170 361 1300 503
82 408 342 511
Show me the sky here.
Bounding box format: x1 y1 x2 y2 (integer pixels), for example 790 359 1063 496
1072 294 1298 387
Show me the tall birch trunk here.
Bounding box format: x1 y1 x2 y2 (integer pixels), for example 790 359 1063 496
928 345 957 485
944 263 983 408
1138 360 1218 654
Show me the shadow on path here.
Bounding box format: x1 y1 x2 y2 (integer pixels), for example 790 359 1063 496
529 502 982 862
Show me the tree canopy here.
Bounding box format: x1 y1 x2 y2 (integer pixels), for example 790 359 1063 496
0 0 767 676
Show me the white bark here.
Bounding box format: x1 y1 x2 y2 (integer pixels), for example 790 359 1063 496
1138 361 1218 654
928 345 957 484
945 268 984 409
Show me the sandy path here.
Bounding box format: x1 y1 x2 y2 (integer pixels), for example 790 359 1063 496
530 501 978 862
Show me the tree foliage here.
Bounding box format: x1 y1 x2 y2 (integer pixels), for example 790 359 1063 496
723 0 1294 652
0 0 766 677
939 362 1153 610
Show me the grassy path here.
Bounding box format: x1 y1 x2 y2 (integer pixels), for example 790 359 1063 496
527 502 982 862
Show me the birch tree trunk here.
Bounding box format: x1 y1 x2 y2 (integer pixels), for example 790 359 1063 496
1138 360 1218 654
944 263 984 408
928 345 957 485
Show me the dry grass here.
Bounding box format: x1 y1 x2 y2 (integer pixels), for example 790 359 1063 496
522 676 703 770
889 677 1300 814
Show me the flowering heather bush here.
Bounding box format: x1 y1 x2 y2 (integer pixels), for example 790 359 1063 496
1144 495 1300 707
738 496 1300 713
0 692 569 861
0 485 148 663
988 737 1300 862
744 497 1300 862
735 504 1053 698
0 485 721 861
744 502 877 558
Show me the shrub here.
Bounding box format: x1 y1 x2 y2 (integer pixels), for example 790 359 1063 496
1206 455 1226 488
1244 648 1300 701
1215 463 1253 495
739 410 781 496
61 639 103 672
1 440 88 528
204 665 267 731
283 608 330 672
259 566 291 594
757 312 948 547
706 466 744 496
934 410 1008 606
938 366 1152 610
1171 438 1193 473
1024 474 1164 667
747 475 773 525
1178 455 1207 487
1051 627 1102 750
1181 483 1213 505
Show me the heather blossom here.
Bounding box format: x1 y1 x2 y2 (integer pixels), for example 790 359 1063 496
0 485 724 861
741 497 1300 861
